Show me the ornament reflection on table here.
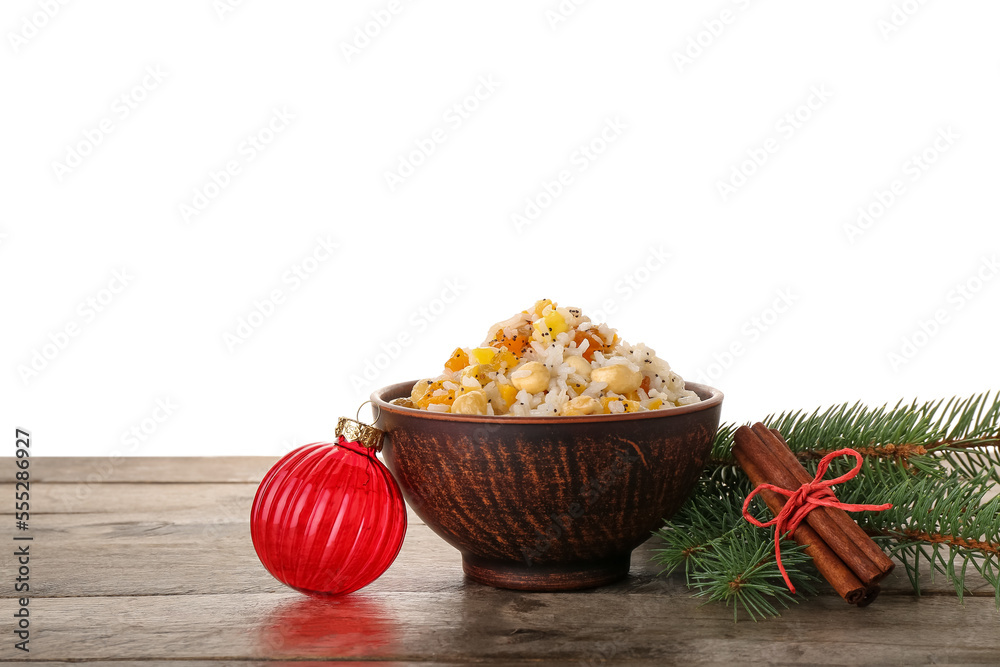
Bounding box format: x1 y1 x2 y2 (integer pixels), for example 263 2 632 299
250 416 406 596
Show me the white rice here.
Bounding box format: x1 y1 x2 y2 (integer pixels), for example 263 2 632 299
409 300 702 416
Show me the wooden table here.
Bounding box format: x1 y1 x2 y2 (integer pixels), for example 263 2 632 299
3 457 998 665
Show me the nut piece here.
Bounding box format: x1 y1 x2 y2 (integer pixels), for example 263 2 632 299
591 363 642 394
510 361 551 394
563 354 592 380
561 395 601 416
451 390 488 415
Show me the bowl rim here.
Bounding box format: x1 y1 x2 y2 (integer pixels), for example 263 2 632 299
371 380 723 425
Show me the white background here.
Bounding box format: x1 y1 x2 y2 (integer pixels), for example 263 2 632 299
3 0 998 457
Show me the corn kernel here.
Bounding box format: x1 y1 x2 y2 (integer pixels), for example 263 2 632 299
495 348 518 368
462 364 492 386
498 384 518 407
471 347 497 364
533 310 569 340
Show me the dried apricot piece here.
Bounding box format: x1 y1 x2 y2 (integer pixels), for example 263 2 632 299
490 328 530 357
574 330 608 362
416 380 457 409
444 348 469 373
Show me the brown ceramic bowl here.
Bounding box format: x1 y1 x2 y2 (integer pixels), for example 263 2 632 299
371 381 723 591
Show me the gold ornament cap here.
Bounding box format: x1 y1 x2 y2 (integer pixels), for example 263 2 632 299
336 417 384 452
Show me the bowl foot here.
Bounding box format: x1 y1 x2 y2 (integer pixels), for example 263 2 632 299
461 553 630 591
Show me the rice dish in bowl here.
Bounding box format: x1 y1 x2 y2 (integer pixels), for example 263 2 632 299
402 299 701 417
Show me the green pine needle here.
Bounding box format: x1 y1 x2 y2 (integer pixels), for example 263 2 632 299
656 391 1000 620
688 529 818 622
653 476 819 621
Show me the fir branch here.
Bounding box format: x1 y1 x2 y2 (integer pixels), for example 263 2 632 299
706 391 1000 480
657 391 1000 619
653 476 818 620
871 529 1000 557
800 444 999 603
687 526 818 622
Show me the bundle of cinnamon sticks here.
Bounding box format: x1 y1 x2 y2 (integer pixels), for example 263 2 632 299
733 423 895 606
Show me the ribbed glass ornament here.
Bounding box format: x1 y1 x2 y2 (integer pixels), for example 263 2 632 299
250 438 407 596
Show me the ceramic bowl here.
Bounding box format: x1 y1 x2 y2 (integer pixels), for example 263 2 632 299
371 381 723 591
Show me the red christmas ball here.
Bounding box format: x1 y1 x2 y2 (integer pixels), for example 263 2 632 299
251 438 406 596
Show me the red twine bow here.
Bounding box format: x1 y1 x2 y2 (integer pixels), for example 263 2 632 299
741 448 892 594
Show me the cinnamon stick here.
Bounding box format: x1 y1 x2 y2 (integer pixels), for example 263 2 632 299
733 424 894 606
857 584 880 608
732 433 867 604
767 428 895 580
734 425 883 587
756 425 895 582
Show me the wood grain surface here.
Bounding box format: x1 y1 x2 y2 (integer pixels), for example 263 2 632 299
0 457 997 665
